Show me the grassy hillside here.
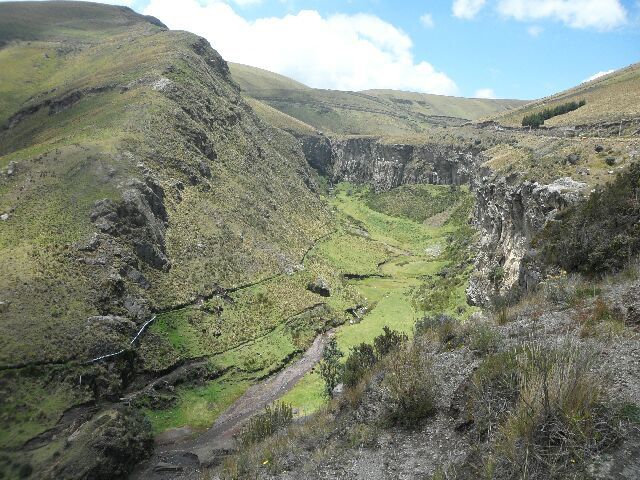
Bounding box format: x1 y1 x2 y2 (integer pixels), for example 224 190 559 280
492 62 640 128
364 89 525 120
229 62 527 135
0 2 333 477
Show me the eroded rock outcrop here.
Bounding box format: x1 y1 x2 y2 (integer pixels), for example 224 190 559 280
300 134 479 191
467 174 587 305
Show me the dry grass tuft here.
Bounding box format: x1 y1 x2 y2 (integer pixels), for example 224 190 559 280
491 341 619 479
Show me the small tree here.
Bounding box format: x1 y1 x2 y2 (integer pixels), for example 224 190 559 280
342 343 377 388
318 338 343 398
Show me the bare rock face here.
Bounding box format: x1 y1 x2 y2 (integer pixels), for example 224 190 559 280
467 173 587 306
299 135 480 191
48 408 153 480
91 178 169 271
299 133 592 307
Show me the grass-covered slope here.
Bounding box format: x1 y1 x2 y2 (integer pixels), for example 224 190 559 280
0 2 331 474
229 62 527 135
364 89 525 120
0 0 331 364
492 62 640 128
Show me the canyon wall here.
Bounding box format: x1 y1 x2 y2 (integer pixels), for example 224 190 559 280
298 133 586 305
300 134 478 191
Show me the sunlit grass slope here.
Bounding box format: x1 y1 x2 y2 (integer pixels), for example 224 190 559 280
229 62 527 135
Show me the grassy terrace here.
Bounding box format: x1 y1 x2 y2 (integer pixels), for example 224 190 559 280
145 182 476 430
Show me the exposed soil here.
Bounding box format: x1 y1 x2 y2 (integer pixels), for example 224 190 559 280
130 330 334 479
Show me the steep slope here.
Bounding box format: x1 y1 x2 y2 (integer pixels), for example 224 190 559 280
491 62 640 131
229 62 527 135
0 2 331 477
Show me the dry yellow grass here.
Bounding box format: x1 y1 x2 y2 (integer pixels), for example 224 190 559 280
492 62 640 127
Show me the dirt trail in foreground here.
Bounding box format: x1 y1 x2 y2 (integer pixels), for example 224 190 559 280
131 331 333 479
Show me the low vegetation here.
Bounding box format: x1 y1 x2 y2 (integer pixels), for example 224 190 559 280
381 341 436 427
318 338 343 398
488 342 618 479
217 253 639 479
363 184 469 223
538 162 640 274
237 402 293 448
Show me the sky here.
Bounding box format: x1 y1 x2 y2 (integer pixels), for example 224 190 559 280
22 1 640 99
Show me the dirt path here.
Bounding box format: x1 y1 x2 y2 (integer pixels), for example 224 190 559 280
130 331 333 479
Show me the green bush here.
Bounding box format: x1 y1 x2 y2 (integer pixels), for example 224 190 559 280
237 402 293 447
492 341 619 479
342 343 377 388
415 314 460 347
469 351 520 437
537 163 640 274
318 338 343 398
522 99 586 128
466 323 500 355
373 326 407 357
488 265 505 287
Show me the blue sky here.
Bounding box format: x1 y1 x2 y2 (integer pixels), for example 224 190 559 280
36 1 640 99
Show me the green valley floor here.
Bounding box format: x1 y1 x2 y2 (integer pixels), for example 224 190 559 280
143 182 476 435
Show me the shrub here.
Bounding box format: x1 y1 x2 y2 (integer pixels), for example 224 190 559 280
466 323 500 355
469 351 520 437
492 341 619 479
537 163 640 274
415 314 460 347
237 402 293 448
347 423 379 448
373 326 407 357
576 297 625 337
318 338 343 398
342 343 377 388
488 265 505 287
541 275 577 307
490 295 513 325
382 343 436 427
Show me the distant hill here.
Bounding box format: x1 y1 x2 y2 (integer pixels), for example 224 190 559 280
491 62 640 128
229 62 527 136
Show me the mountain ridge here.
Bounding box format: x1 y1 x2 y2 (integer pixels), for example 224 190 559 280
229 62 528 136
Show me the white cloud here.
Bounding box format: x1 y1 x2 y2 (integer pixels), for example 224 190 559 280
474 88 496 98
229 0 263 6
582 69 615 83
527 25 543 36
420 13 435 28
143 0 458 95
452 0 487 19
497 0 628 30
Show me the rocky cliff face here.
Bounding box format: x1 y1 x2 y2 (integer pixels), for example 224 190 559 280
466 173 587 306
298 133 591 306
299 134 479 191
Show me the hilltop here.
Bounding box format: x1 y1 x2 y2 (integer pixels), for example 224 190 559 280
229 62 527 136
490 62 640 132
